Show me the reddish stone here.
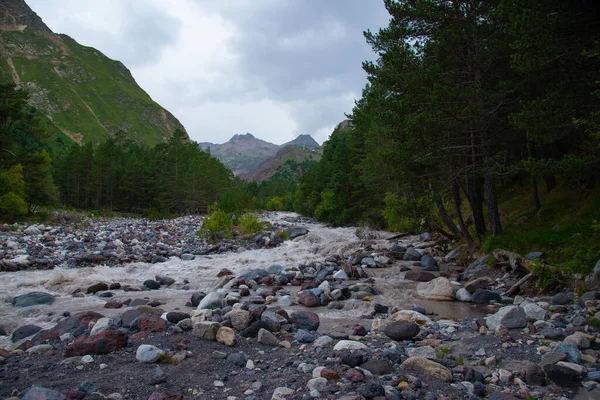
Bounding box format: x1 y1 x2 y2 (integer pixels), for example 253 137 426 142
32 329 60 344
0 348 9 357
75 311 105 330
345 368 365 382
290 279 300 286
261 277 274 285
64 389 85 400
300 281 318 290
297 291 320 307
104 301 123 309
320 368 341 380
138 314 167 332
217 268 233 277
132 331 148 340
65 330 128 357
43 236 55 242
15 340 33 351
351 324 367 336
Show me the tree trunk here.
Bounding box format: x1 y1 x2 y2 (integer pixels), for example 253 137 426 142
430 183 460 238
452 173 473 244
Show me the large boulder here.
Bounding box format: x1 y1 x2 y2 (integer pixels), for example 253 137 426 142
485 306 527 331
12 292 55 307
404 271 436 282
420 255 438 271
291 311 320 331
287 227 309 239
461 255 493 281
383 321 420 341
404 248 422 261
416 277 455 301
197 291 225 309
400 357 453 381
65 330 128 357
584 260 600 289
471 289 502 304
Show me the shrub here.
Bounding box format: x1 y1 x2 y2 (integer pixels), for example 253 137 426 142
275 230 290 240
238 213 264 236
199 209 233 239
0 192 27 219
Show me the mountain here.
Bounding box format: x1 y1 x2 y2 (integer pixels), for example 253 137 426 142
0 0 186 148
281 134 320 149
202 133 321 177
239 144 322 183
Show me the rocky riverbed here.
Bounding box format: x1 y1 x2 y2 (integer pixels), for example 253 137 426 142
1 212 600 400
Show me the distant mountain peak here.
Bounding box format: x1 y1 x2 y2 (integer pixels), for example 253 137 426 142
231 133 256 141
283 134 319 149
0 0 53 35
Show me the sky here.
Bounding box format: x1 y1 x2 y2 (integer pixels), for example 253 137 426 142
26 0 390 145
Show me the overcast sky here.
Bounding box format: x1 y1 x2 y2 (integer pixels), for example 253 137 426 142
26 0 390 145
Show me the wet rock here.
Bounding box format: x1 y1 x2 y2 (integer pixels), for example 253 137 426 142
151 256 168 264
12 292 55 307
155 275 175 286
384 321 420 341
143 279 161 290
104 300 123 309
217 268 233 277
404 248 422 261
401 357 453 381
190 292 206 307
65 330 128 357
471 289 502 304
485 306 526 331
136 344 165 363
291 311 320 331
416 277 455 301
165 312 190 324
404 271 436 282
287 226 309 239
12 325 42 342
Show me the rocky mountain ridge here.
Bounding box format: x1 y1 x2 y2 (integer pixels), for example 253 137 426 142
0 0 187 148
202 133 321 177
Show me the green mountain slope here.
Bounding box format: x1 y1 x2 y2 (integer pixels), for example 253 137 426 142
0 0 186 148
240 145 322 182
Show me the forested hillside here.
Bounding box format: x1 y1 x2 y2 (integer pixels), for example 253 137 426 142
290 0 600 278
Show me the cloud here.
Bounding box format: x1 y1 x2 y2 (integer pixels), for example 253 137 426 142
26 0 390 145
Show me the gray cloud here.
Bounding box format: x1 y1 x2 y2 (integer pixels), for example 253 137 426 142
26 0 390 144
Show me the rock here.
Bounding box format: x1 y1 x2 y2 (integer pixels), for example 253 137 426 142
294 329 316 343
420 232 432 241
291 311 319 331
384 321 420 341
151 256 168 264
400 357 453 381
143 279 161 290
26 344 54 354
416 277 455 301
420 254 438 270
564 332 591 349
455 288 472 302
522 303 547 320
165 312 190 324
526 251 544 260
555 342 582 364
151 366 167 384
556 361 586 376
136 344 165 363
193 321 221 341
89 317 112 336
198 291 225 309
360 359 393 375
551 292 571 305
216 327 236 346
404 271 436 282
540 352 566 366
181 253 195 261
404 248 422 261
540 326 567 340
260 311 282 332
306 377 328 392
190 292 206 307
361 257 376 267
227 309 252 331
485 306 527 331
464 277 492 293
12 292 55 307
271 387 296 400
12 325 42 342
266 264 285 274
525 364 546 386
138 314 167 332
238 269 270 282
333 270 348 280
21 386 65 400
155 275 175 286
65 330 128 357
240 320 269 338
358 382 385 399
333 340 368 352
258 328 279 346
586 260 600 289
388 310 432 325
407 346 436 360
471 289 502 304
544 364 582 387
228 352 246 367
313 335 333 348
87 282 109 294
287 226 309 239
579 290 600 306
297 290 321 307
461 255 493 281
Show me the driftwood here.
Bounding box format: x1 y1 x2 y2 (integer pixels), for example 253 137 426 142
386 232 410 241
504 272 534 296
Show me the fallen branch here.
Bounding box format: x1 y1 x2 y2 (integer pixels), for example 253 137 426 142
505 272 534 297
386 232 410 241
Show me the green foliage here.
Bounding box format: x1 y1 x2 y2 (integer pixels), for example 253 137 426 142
216 185 254 214
275 230 290 241
238 213 264 236
0 192 27 218
199 209 234 240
